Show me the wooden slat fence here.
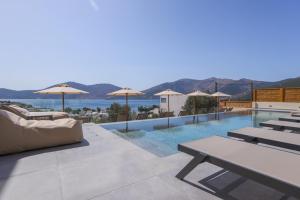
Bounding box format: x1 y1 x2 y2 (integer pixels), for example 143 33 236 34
253 87 300 102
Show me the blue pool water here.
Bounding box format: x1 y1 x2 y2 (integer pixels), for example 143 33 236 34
101 111 289 157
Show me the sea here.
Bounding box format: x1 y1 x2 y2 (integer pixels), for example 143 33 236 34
0 99 160 111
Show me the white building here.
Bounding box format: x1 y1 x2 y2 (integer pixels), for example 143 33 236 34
159 95 188 116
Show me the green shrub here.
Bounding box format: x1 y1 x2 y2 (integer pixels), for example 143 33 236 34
138 105 159 113
64 107 73 113
183 96 217 114
107 103 131 122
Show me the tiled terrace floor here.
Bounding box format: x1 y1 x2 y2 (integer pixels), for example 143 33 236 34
0 124 297 200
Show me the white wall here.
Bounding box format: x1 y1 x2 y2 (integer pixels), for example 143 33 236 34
253 102 300 111
160 95 188 116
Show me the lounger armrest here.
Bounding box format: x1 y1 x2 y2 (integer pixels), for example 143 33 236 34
27 115 54 120
178 144 208 157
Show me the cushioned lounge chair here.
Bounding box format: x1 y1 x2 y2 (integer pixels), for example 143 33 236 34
260 120 300 132
228 127 300 151
0 109 83 155
159 112 174 118
178 111 189 116
291 112 300 117
136 113 148 120
176 136 300 198
1 104 68 120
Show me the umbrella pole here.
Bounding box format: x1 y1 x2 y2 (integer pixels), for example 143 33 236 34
217 97 220 120
62 92 65 112
126 94 128 132
193 96 196 123
196 96 199 123
215 97 218 119
215 97 217 120
168 95 170 128
167 95 170 113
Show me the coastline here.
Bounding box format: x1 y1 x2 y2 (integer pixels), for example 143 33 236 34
0 98 160 111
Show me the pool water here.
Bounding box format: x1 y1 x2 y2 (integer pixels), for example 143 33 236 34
101 111 289 157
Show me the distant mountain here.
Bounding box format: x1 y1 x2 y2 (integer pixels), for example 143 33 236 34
0 82 121 99
142 77 273 100
61 82 121 99
0 89 39 99
267 77 300 88
0 77 299 100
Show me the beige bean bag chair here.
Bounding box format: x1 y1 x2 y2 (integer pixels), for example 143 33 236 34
0 109 83 155
1 105 69 120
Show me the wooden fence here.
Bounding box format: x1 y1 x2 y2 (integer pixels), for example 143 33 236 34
253 87 300 102
222 101 252 108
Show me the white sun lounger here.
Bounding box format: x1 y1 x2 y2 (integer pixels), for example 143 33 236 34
260 120 300 132
176 136 300 198
228 127 300 151
291 112 300 117
279 116 300 123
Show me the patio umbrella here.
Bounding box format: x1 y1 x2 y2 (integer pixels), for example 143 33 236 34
107 88 144 132
211 92 231 119
35 84 89 112
155 89 183 127
187 90 210 122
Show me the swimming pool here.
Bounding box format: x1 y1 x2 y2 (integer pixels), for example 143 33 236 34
101 110 289 157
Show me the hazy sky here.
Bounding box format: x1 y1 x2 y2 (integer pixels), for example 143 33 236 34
0 0 299 90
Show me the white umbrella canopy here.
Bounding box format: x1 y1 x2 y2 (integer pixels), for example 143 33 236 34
35 84 89 111
211 92 231 97
35 84 89 95
107 88 144 96
154 89 183 96
187 90 210 97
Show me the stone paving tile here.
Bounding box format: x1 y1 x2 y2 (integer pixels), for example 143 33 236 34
59 151 175 200
229 180 285 200
157 170 221 200
91 176 191 200
0 168 62 200
0 124 297 200
0 151 58 179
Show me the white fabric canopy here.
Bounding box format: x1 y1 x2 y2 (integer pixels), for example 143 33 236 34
34 84 88 111
155 89 183 96
35 84 88 95
107 88 144 96
211 92 231 97
187 90 210 97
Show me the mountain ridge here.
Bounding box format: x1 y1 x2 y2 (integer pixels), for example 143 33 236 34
0 77 299 100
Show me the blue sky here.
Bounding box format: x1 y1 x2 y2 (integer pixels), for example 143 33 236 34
0 0 299 90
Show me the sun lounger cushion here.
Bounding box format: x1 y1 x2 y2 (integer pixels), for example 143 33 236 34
1 104 29 118
9 104 30 115
28 111 69 120
1 105 68 120
0 110 83 155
